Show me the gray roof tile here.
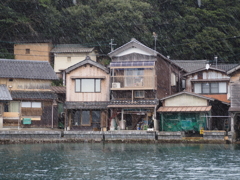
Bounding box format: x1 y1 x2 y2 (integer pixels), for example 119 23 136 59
65 56 109 74
11 91 57 100
172 60 238 72
171 60 207 72
0 59 58 80
0 84 12 101
51 44 94 53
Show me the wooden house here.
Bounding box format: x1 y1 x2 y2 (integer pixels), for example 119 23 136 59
64 56 110 131
157 91 229 133
0 59 58 128
161 60 236 133
14 42 53 63
227 65 240 141
51 44 97 80
107 38 184 131
183 66 231 103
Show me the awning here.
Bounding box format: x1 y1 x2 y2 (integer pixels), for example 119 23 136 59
157 106 212 112
110 61 155 68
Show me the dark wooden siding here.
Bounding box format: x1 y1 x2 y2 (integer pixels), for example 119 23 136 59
21 101 58 128
231 83 240 107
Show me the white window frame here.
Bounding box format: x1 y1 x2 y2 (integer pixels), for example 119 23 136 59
194 82 227 94
75 79 101 93
21 102 41 108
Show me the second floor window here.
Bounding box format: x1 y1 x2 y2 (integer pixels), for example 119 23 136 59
194 82 227 94
75 79 101 92
25 49 30 54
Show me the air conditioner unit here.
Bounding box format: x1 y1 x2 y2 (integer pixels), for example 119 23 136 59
112 82 120 88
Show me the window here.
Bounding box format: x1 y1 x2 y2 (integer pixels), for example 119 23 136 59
81 111 90 125
75 79 101 92
21 102 41 108
25 49 30 54
194 82 227 94
124 68 144 87
72 110 93 126
135 91 145 98
21 102 42 116
171 73 176 86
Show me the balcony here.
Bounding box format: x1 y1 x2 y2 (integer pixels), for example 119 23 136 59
111 75 156 90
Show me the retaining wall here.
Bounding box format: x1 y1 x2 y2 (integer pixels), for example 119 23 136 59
104 130 156 142
203 131 226 140
0 130 62 140
0 130 231 144
157 131 183 140
63 131 103 142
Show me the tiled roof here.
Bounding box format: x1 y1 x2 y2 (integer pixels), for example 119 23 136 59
108 38 158 57
211 64 238 71
51 86 66 93
0 84 12 101
171 60 207 72
65 101 109 109
172 60 238 73
160 91 215 101
158 106 212 112
0 59 58 80
65 56 109 74
11 91 57 100
51 44 94 53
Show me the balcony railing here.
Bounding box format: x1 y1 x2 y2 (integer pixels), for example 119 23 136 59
111 75 156 89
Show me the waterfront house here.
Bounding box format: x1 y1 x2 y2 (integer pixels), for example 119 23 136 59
14 41 53 63
227 65 240 141
51 44 97 80
0 59 58 128
183 66 231 103
107 38 185 131
158 60 237 135
157 91 229 133
64 56 110 131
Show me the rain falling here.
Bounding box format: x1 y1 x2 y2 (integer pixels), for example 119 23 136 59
1 0 240 179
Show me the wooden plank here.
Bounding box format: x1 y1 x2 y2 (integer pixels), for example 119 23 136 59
3 112 19 118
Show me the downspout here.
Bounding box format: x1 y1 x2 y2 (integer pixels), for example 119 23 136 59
63 71 66 86
52 101 54 129
153 101 159 131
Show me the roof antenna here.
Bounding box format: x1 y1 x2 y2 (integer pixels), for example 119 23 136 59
214 55 218 69
109 39 117 52
153 32 158 51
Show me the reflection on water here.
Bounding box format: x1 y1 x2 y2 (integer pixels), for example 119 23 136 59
0 143 240 179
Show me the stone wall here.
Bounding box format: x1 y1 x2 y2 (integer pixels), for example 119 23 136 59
157 131 183 140
203 131 226 140
0 130 62 140
104 130 156 142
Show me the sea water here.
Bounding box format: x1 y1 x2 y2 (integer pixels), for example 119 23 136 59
0 143 239 180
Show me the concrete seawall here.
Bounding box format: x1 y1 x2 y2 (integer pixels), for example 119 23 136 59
0 129 232 144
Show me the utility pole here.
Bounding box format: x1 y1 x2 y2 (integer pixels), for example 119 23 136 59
153 32 158 51
109 39 117 52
